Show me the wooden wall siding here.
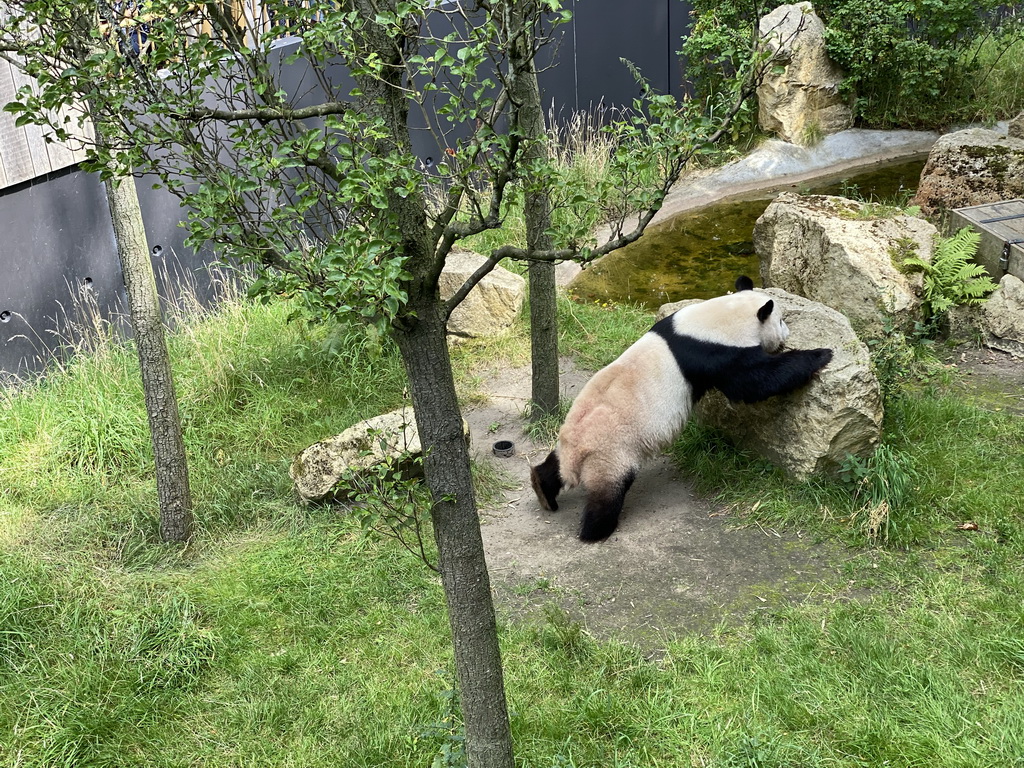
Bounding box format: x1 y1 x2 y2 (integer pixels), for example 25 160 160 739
0 53 92 190
0 0 326 189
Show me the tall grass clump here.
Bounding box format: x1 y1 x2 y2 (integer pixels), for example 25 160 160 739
557 293 653 370
969 35 1024 122
0 279 407 548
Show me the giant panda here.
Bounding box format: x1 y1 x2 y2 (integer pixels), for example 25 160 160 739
530 276 832 542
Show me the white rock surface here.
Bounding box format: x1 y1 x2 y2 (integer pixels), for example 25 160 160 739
290 407 469 502
982 274 1024 358
912 127 1024 216
757 2 853 144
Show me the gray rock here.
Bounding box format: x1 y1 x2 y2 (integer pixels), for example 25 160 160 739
756 2 853 144
439 250 526 338
1008 111 1024 140
912 128 1024 217
695 289 882 480
755 193 935 333
290 407 470 502
655 298 702 322
981 274 1024 358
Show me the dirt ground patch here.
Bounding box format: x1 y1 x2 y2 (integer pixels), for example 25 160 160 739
465 359 848 649
465 345 1024 648
944 346 1024 413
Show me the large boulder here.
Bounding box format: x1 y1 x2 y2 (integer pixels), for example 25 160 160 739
755 193 935 333
439 250 526 338
756 2 853 144
690 289 883 480
981 274 1024 358
290 407 470 502
912 127 1024 218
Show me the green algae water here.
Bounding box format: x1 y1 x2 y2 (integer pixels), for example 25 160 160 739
570 159 926 308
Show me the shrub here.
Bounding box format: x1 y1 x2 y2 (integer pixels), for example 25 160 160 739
817 0 1021 127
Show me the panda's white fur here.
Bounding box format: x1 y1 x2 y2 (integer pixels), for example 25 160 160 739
530 277 830 542
667 289 791 350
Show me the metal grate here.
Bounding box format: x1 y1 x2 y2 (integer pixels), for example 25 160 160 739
949 199 1024 281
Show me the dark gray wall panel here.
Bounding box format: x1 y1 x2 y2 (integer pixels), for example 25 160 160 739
0 170 122 380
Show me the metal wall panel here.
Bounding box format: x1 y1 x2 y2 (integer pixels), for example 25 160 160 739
0 169 220 380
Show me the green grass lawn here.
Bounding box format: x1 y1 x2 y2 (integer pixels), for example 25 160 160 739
2 294 1023 767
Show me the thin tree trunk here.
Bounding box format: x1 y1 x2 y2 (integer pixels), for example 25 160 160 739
394 302 514 768
104 174 194 543
527 252 559 418
509 2 560 420
352 6 514 761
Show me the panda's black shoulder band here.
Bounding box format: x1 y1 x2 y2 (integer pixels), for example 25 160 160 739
650 318 761 402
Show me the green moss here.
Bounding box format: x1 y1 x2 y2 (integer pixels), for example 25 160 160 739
889 236 920 268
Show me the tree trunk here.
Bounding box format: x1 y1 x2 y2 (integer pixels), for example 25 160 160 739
104 175 194 543
528 261 559 417
394 302 514 768
509 2 560 420
350 7 514 761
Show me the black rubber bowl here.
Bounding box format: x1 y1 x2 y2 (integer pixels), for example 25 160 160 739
492 440 515 458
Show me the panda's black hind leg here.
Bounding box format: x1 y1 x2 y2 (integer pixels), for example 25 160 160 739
530 451 562 511
579 470 637 542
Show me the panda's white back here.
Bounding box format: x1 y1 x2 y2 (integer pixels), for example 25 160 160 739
555 332 692 487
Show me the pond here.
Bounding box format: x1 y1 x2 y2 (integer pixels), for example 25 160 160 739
569 159 926 308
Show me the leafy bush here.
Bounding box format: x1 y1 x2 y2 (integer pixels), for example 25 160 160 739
680 0 763 144
865 318 936 401
817 0 1021 127
901 227 998 319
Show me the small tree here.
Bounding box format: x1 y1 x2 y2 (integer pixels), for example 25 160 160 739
502 2 559 420
2 1 771 762
0 38 194 544
103 171 194 543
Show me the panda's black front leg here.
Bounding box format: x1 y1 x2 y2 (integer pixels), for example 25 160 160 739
530 451 563 511
579 470 637 542
719 347 833 404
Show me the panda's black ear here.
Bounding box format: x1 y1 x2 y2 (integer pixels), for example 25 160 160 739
735 275 755 292
757 300 774 323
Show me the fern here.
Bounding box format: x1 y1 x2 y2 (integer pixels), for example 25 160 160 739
902 227 997 318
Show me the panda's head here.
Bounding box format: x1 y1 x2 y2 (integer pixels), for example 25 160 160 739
736 275 790 353
665 275 790 352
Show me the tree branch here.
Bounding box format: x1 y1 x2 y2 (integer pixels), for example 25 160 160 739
441 251 503 321
175 101 353 123
490 30 782 270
